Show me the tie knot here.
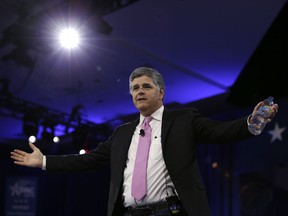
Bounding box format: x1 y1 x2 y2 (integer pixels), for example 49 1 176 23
144 116 153 124
141 116 152 129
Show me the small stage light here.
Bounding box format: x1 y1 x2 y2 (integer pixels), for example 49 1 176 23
79 149 86 155
28 135 37 143
53 136 60 143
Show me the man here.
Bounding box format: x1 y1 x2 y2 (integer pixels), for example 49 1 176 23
11 67 278 216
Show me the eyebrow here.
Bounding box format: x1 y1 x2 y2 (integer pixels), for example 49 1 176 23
132 82 153 88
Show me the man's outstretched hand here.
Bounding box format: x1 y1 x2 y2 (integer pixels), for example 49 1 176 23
11 142 43 168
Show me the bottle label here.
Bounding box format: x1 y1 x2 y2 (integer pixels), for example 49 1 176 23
257 105 271 118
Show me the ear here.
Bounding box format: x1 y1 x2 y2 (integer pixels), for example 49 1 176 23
159 88 164 100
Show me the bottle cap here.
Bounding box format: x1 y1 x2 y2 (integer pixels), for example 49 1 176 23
267 96 274 102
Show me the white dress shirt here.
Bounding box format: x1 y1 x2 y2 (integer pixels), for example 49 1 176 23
122 106 176 207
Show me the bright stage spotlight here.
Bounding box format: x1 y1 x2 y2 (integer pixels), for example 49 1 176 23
59 28 80 49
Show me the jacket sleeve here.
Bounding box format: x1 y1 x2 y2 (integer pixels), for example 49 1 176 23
190 108 253 144
46 135 112 172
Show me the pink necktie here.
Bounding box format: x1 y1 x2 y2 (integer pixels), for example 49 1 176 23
131 116 153 201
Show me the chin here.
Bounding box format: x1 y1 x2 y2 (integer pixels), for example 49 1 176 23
137 106 146 111
137 105 148 113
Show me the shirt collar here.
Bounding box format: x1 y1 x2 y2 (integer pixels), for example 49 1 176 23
139 105 164 124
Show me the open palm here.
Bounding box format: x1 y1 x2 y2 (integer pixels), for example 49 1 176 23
11 142 43 168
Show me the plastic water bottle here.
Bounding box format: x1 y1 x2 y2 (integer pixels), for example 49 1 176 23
248 96 274 135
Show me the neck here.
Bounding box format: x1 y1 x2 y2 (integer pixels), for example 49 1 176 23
140 104 162 117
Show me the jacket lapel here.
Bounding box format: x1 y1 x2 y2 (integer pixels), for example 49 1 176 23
119 119 139 163
161 108 174 147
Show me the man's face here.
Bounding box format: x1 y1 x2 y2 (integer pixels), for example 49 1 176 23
131 75 164 116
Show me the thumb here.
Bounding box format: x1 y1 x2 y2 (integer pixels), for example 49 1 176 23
28 142 38 151
255 102 263 111
252 102 263 115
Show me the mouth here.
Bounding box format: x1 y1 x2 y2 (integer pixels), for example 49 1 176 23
137 98 146 102
137 98 146 101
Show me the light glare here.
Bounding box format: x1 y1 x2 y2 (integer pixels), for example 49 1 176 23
59 28 79 48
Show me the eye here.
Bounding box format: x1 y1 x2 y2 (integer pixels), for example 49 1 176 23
132 85 139 92
143 83 152 89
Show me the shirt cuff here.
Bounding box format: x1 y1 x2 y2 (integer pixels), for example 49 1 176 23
247 114 252 126
42 155 46 170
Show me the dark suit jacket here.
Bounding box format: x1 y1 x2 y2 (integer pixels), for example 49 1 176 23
46 107 252 216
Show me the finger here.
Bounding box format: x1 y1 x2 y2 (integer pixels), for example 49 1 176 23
255 102 263 110
10 151 25 159
11 155 22 162
10 152 20 158
14 161 27 166
272 104 279 113
257 101 263 106
271 106 278 116
10 151 18 157
13 149 27 156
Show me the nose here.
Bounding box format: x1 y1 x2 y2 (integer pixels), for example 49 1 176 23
138 86 145 94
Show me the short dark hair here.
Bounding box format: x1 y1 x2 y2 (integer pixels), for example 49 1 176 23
129 67 165 94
